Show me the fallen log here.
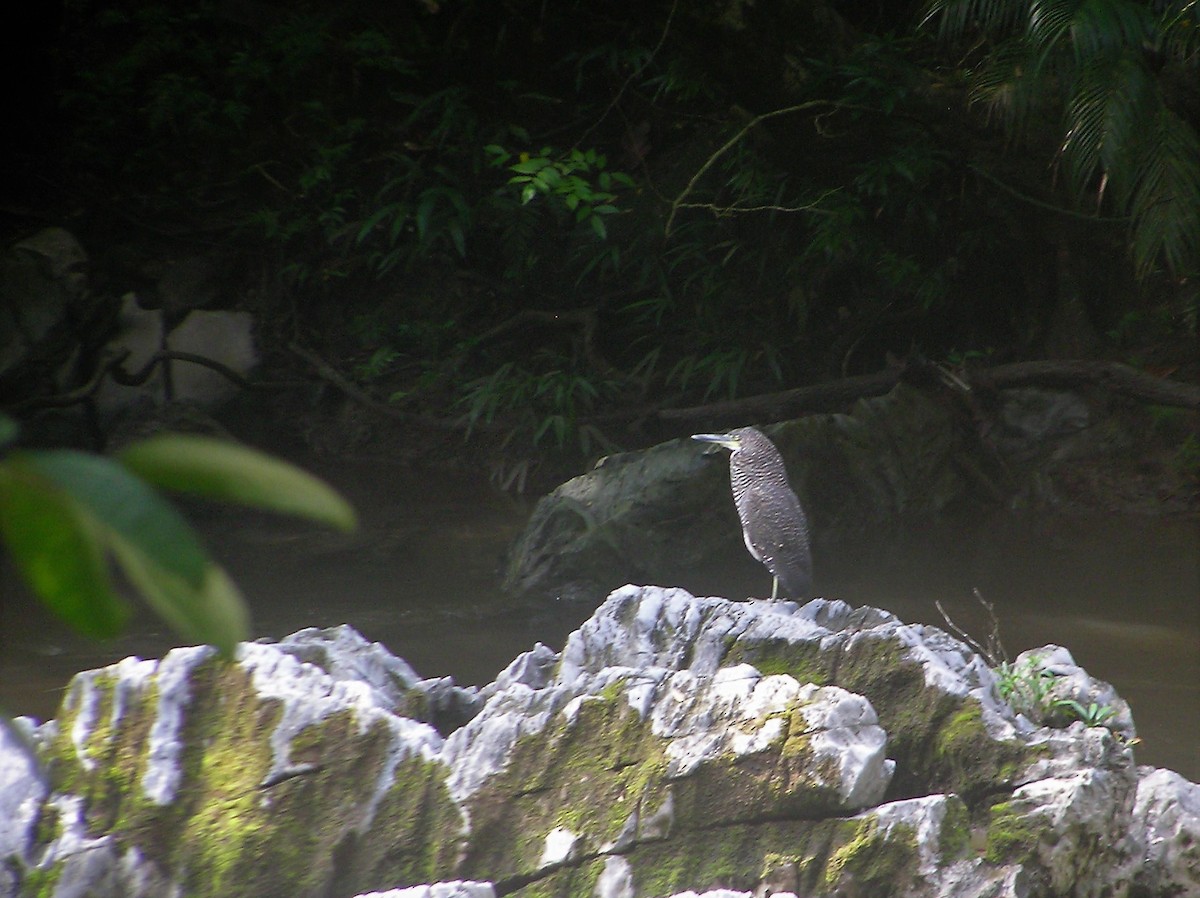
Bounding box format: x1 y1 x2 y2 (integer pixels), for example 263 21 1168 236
656 359 1200 425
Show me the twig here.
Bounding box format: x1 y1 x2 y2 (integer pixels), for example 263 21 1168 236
7 349 255 412
110 350 255 390
665 101 835 236
576 0 680 150
670 192 843 219
935 588 1008 668
288 343 465 431
967 163 1129 223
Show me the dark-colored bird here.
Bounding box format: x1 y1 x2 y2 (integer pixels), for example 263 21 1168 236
692 426 812 600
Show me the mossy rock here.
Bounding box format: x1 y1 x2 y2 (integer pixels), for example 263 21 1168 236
723 624 1036 803
459 693 671 880
34 647 463 898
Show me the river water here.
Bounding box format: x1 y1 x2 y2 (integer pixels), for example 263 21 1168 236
2 457 1197 781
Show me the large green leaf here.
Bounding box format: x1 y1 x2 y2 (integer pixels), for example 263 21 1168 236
118 434 357 532
109 536 248 657
24 449 210 589
0 461 129 638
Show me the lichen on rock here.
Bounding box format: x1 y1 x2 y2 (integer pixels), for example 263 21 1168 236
1 585 1195 898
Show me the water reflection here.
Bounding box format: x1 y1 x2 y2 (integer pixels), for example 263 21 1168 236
1 463 1196 781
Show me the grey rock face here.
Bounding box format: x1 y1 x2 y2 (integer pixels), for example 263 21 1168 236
96 294 258 416
354 884 495 898
0 718 46 897
1 587 1195 898
3 629 468 898
502 382 1179 604
1118 767 1200 897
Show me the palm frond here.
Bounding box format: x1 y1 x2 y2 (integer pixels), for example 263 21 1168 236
1061 53 1155 200
1064 0 1154 63
968 40 1046 137
1027 0 1080 57
1128 107 1200 275
1156 1 1200 65
920 0 1028 40
923 0 1200 275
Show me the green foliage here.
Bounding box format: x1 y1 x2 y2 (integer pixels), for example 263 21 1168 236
0 415 356 655
920 0 1200 276
995 655 1118 729
944 347 995 365
457 358 620 455
1051 699 1117 727
487 145 633 239
119 435 356 530
46 0 1199 464
60 2 491 291
996 656 1059 709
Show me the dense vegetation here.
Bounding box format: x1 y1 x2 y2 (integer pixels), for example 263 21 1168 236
23 0 1200 457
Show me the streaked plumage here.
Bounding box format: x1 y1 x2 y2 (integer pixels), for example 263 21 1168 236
693 426 812 599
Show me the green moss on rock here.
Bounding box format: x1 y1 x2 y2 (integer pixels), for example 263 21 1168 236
16 861 62 898
937 795 973 861
724 638 831 686
172 685 460 898
985 799 1046 866
928 700 1032 800
507 855 609 898
835 635 1032 800
46 670 158 835
35 655 461 898
624 812 920 898
630 822 796 896
823 816 918 893
461 693 669 881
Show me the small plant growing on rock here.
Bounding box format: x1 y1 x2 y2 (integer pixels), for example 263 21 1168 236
995 655 1057 719
1051 699 1118 728
938 591 1118 730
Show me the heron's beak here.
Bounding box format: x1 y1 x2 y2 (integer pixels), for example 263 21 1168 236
691 433 740 451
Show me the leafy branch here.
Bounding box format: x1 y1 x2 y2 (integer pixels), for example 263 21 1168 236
0 416 356 656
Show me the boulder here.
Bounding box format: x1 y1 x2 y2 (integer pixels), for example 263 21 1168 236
9 628 469 898
500 380 1176 604
1 587 1195 898
502 385 1001 603
0 228 95 406
1117 767 1200 897
0 228 257 443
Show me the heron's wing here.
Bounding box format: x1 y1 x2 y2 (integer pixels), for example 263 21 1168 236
741 481 811 593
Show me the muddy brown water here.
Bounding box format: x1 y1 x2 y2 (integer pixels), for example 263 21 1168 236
2 457 1197 782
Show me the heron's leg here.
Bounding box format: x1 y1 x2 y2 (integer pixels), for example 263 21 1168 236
770 576 780 601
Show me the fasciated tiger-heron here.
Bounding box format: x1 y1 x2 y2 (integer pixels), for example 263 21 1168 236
692 426 812 600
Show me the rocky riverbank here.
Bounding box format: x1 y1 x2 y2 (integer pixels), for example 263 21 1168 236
2 586 1197 898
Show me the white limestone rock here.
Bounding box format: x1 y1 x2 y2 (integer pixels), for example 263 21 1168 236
6 584 1196 898
354 883 496 898
19 632 464 898
1117 766 1200 896
275 624 482 730
1008 644 1135 738
648 665 893 808
0 718 48 895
